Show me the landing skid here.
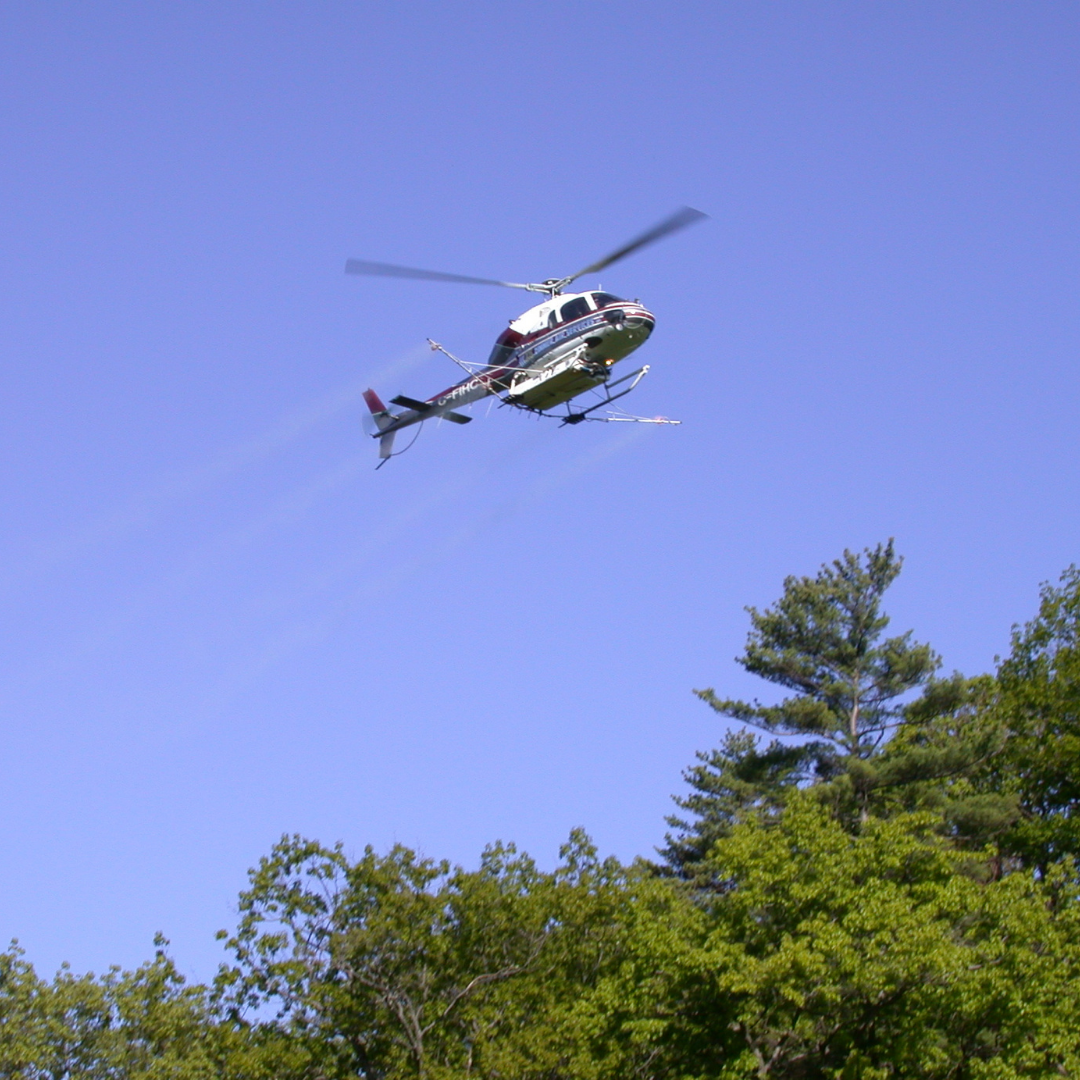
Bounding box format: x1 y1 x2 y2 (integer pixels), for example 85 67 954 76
512 365 680 426
425 341 680 428
553 365 679 426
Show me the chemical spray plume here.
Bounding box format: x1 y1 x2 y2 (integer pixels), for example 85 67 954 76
3 345 429 593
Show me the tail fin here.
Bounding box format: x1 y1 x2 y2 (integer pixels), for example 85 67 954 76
365 388 398 468
363 388 395 432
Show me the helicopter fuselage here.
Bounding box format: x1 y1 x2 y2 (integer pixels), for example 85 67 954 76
379 290 656 434
350 205 703 463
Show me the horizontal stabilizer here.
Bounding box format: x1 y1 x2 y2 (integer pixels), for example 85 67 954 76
390 394 432 412
390 394 471 425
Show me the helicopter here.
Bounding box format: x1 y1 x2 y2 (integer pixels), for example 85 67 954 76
346 206 706 466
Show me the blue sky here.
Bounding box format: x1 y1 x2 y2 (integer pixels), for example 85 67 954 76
2 2 1078 982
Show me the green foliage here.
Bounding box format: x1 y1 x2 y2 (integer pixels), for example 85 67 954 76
551 872 717 1080
0 936 252 1079
989 566 1080 871
660 730 806 882
873 674 1019 856
698 796 1080 1078
214 830 653 1080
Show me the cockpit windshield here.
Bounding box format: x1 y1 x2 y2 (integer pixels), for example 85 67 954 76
487 328 522 368
591 292 625 308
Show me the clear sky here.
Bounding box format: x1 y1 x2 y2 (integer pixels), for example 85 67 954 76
2 2 1078 983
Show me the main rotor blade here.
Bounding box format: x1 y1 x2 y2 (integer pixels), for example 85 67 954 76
344 259 533 291
562 206 707 287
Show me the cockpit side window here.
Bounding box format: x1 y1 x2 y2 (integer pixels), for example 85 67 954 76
548 310 558 328
560 296 592 323
591 292 625 308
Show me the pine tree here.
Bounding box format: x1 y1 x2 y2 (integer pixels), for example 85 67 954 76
697 541 938 763
871 672 1017 861
668 542 941 865
659 730 809 883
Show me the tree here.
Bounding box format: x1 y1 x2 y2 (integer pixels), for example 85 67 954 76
989 566 1080 872
551 871 722 1080
694 795 1080 1078
697 541 938 764
677 542 940 845
660 730 806 883
215 831 648 1080
0 937 254 1080
871 673 1018 863
13 554 1080 1080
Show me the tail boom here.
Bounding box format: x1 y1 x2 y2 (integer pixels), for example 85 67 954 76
363 378 482 467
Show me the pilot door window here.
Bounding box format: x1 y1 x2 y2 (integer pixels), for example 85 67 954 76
559 297 591 323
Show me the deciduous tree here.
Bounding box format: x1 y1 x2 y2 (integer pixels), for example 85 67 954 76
696 796 1080 1078
215 831 646 1080
989 566 1080 872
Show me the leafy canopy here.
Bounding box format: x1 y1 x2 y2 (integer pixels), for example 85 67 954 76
698 796 1080 1078
989 565 1080 871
